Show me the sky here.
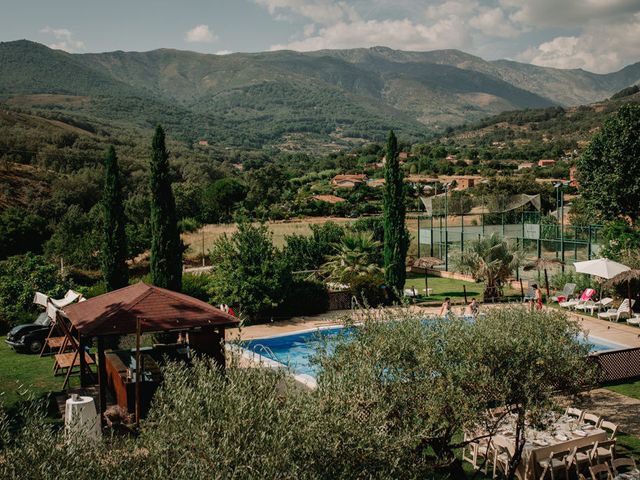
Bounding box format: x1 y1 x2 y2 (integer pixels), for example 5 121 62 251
1 0 639 73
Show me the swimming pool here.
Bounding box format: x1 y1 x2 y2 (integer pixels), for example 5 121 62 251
243 326 626 380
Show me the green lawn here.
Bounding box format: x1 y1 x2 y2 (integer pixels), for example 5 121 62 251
606 379 640 400
0 336 77 410
404 274 482 304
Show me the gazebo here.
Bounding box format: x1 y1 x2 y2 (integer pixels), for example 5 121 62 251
58 282 239 420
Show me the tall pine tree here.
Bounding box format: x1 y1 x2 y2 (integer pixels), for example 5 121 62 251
101 145 129 291
383 130 408 294
150 125 182 291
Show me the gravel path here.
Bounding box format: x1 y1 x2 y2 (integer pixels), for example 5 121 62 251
575 388 640 436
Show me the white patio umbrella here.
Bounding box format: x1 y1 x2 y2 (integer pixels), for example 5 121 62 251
573 258 630 280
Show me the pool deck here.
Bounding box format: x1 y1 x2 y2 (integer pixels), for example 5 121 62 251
568 311 640 348
227 304 640 348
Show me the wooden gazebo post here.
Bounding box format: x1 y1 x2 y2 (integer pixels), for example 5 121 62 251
96 336 108 425
135 317 142 428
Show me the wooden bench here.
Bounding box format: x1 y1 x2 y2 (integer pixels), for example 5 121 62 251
54 352 94 375
41 336 72 356
54 351 95 389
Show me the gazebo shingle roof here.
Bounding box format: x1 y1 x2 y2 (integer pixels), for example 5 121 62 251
62 282 239 336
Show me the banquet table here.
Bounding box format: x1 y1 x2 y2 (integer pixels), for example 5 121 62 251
614 471 640 480
492 416 608 480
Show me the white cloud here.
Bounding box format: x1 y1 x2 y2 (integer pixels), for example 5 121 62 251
517 13 640 72
40 26 85 52
503 0 640 27
270 17 467 52
424 0 477 20
468 7 521 38
185 24 218 43
215 49 233 55
254 0 359 24
255 0 640 71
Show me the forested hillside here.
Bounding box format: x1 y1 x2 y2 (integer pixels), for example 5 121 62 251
2 41 639 150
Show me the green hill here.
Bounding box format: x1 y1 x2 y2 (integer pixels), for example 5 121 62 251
439 89 640 160
1 40 639 149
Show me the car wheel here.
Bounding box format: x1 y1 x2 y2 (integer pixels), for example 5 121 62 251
28 340 43 354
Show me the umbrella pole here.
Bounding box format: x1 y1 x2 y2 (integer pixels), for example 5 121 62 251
544 269 550 299
629 280 633 317
424 271 429 295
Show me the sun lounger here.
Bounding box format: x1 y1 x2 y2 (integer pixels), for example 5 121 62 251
551 283 577 303
560 288 596 309
598 299 635 322
627 316 640 327
522 286 535 303
575 297 613 315
403 288 418 298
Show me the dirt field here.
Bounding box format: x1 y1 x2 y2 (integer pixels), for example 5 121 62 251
182 215 429 260
182 217 357 259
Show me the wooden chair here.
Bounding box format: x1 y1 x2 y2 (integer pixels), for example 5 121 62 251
593 440 616 465
588 463 612 480
565 407 584 422
599 420 619 440
611 457 637 475
582 412 601 427
537 449 570 480
566 446 593 478
462 435 493 473
493 444 513 479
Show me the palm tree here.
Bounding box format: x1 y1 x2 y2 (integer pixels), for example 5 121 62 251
320 232 382 284
452 233 523 301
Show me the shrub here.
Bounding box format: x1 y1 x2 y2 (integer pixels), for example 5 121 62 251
550 270 594 294
349 272 388 307
276 279 329 317
0 253 71 331
208 222 292 320
181 273 211 302
177 217 200 233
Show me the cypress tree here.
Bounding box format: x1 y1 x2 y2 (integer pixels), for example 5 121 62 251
150 125 182 291
101 145 129 291
383 130 408 294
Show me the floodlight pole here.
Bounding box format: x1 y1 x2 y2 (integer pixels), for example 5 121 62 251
560 187 565 266
444 183 449 271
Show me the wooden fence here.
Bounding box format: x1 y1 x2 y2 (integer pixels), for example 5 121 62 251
328 291 352 311
590 346 640 383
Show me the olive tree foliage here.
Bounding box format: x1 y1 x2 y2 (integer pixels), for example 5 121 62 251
577 103 640 223
471 307 596 479
0 307 595 480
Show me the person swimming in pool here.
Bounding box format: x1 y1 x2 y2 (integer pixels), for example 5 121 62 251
465 298 479 319
439 297 452 317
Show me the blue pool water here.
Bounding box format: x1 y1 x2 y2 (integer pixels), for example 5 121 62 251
243 326 623 379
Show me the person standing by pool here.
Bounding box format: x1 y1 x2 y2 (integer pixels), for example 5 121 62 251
439 297 452 317
531 284 543 311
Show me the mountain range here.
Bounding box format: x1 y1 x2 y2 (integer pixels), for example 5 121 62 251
1 40 639 149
